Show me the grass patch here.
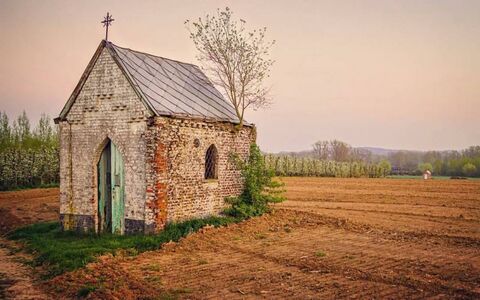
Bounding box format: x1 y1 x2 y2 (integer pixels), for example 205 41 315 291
77 284 97 298
0 183 59 192
8 215 240 277
315 251 327 258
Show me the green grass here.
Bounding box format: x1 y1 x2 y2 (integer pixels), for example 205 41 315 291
0 183 59 192
315 251 326 258
8 216 240 277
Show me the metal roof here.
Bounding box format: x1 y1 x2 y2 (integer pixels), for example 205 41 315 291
107 42 241 124
58 40 246 125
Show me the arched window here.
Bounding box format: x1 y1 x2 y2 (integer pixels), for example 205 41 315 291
205 144 218 179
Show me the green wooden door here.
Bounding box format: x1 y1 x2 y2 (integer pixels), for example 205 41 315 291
97 141 125 234
110 142 125 234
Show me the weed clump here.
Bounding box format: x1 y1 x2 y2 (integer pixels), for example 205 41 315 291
77 284 97 298
224 144 285 218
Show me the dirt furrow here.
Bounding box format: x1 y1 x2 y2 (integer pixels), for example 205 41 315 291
280 202 479 221
0 239 48 299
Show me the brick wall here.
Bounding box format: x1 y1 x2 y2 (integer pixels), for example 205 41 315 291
145 117 256 229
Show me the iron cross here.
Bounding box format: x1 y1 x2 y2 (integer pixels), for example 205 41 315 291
101 12 115 41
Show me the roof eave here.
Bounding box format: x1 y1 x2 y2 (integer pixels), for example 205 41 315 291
154 112 254 127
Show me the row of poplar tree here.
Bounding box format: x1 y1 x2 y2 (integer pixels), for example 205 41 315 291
263 154 392 178
0 111 59 190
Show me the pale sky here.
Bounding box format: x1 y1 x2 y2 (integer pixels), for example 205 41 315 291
0 0 479 152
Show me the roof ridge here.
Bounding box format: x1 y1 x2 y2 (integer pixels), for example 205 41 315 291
105 40 244 125
106 41 199 68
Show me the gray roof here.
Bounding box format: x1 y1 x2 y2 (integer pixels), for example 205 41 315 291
59 40 244 125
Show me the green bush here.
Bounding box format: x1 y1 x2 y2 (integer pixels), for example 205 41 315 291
377 159 392 177
224 144 285 218
462 163 477 177
418 162 433 173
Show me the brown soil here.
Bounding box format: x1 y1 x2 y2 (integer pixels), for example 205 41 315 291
0 238 48 299
1 179 479 299
0 188 58 235
47 178 480 299
0 188 58 299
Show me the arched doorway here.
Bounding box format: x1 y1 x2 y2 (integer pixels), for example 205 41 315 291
97 140 125 234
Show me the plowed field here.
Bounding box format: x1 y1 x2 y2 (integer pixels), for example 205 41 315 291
0 188 58 235
1 178 479 299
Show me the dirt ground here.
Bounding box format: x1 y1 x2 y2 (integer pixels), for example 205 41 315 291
0 188 58 235
0 188 57 299
1 178 479 299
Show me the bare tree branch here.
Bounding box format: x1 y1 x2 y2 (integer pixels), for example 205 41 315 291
186 7 275 127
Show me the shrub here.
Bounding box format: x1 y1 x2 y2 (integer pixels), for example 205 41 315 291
377 159 392 177
462 163 477 177
417 162 433 173
225 144 285 218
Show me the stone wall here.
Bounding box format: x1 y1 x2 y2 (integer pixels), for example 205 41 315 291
144 117 256 231
58 47 150 233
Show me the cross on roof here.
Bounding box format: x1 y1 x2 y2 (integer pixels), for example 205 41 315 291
101 12 115 41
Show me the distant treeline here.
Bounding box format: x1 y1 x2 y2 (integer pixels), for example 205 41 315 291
272 140 480 178
1 111 479 191
389 148 480 177
0 111 59 190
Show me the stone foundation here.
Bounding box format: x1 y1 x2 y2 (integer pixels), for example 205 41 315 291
60 214 95 234
125 219 146 235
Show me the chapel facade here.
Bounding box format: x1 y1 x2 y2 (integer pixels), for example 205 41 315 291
55 40 255 234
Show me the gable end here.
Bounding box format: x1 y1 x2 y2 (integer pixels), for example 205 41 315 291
56 40 156 123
